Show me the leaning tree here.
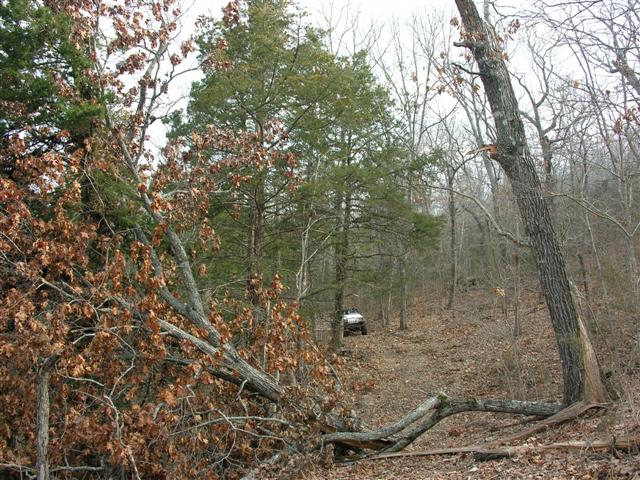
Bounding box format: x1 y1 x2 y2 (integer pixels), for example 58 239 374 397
453 0 607 405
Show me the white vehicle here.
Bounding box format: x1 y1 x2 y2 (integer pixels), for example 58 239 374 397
342 308 368 336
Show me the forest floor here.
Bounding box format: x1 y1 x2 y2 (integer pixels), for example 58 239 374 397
301 288 640 479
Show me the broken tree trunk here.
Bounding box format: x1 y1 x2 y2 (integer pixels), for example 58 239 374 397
454 0 607 405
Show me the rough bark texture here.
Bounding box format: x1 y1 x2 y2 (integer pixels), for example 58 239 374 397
446 177 457 311
322 395 442 446
247 176 266 303
321 393 564 454
159 319 281 402
383 397 561 453
399 257 408 330
36 354 60 480
454 0 606 405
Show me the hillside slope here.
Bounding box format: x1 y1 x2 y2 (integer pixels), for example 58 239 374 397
304 290 640 479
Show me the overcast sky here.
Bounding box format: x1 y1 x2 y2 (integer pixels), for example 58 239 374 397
156 0 458 148
172 0 460 97
149 0 535 149
184 0 457 24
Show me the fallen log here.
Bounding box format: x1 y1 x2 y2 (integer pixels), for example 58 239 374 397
362 401 608 462
474 434 640 460
362 434 639 462
483 401 605 447
321 394 443 447
384 398 563 453
320 394 564 454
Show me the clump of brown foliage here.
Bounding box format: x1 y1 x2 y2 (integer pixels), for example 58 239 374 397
0 1 337 478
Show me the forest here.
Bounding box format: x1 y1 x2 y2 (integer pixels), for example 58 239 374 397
1 0 639 478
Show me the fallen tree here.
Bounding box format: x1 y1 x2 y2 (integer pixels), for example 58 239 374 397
352 401 607 461
367 433 639 462
320 394 610 459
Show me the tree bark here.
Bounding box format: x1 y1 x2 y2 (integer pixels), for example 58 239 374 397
247 176 266 307
399 257 408 330
513 251 522 336
321 393 563 453
159 319 281 402
36 354 60 480
331 189 351 350
446 174 457 310
454 0 606 405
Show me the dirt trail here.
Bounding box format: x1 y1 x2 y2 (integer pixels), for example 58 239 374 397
306 290 640 479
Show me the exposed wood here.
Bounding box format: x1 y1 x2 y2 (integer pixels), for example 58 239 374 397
578 315 609 403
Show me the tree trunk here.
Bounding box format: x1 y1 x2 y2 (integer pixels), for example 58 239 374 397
378 295 386 326
36 354 59 480
247 177 266 306
455 0 606 405
158 319 281 401
513 251 522 337
386 290 392 328
399 257 408 330
625 234 640 317
322 393 564 454
331 190 351 350
576 252 596 330
446 175 457 310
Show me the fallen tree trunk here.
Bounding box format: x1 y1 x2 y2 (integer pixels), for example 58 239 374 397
322 394 443 447
364 401 606 461
481 400 605 447
359 434 638 462
383 397 563 453
473 434 640 460
158 319 281 402
321 394 563 454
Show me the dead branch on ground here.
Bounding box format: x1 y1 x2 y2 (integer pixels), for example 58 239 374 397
320 393 579 457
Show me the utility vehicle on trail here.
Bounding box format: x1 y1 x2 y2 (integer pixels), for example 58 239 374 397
342 308 368 336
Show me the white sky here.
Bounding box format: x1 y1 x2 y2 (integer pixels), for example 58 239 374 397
184 0 457 23
156 0 457 147
149 0 538 150
169 0 460 108
180 0 531 30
